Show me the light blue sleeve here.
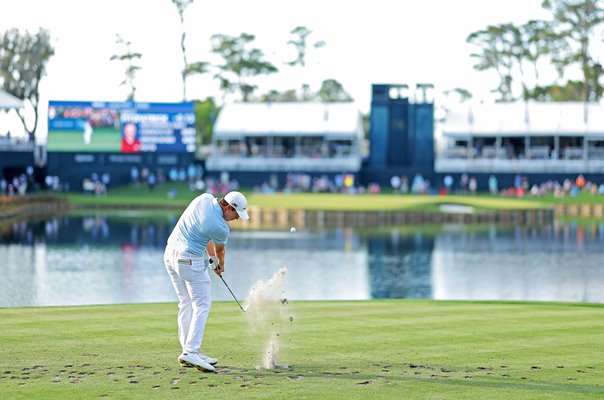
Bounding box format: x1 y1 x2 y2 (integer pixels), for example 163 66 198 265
212 226 229 246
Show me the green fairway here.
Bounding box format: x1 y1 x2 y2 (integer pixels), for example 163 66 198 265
1 300 602 399
47 127 121 152
63 184 551 213
246 193 547 211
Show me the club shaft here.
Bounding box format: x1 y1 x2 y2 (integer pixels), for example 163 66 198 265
219 275 245 312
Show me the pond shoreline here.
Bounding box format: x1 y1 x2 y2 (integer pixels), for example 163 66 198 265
0 195 559 227
0 195 70 225
244 207 555 228
4 195 603 227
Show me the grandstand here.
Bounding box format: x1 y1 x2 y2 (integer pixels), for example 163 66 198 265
436 102 604 174
206 102 365 173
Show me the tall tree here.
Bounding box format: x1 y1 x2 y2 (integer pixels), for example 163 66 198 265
286 26 325 101
211 33 278 102
109 35 142 101
171 0 194 101
467 23 521 102
520 19 559 96
194 98 216 146
0 28 54 142
542 0 604 103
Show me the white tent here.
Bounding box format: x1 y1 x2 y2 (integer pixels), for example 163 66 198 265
0 89 24 110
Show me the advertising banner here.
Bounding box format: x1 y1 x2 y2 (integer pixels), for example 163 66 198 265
47 101 196 153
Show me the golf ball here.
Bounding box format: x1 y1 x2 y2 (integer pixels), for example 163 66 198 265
290 227 296 233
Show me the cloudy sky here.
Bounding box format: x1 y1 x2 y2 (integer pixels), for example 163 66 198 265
2 0 551 139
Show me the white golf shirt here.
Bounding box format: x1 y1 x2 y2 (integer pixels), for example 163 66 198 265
167 193 229 256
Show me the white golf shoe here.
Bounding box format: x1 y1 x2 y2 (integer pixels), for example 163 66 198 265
178 353 215 372
201 354 219 365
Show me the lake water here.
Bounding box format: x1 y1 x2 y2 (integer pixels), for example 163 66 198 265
1 212 603 307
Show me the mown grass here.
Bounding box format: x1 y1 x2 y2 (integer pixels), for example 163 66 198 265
1 300 603 399
61 183 558 213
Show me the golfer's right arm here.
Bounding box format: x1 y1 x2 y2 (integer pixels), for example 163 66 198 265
214 243 226 275
207 239 226 275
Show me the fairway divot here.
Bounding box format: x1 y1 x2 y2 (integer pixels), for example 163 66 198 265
356 380 373 385
531 366 541 370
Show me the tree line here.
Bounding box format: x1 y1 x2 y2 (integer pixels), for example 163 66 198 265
1 0 603 143
466 0 604 103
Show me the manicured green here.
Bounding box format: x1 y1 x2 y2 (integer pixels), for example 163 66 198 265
1 300 603 399
246 193 547 211
62 184 554 212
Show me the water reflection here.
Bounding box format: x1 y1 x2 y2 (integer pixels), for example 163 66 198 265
1 213 604 307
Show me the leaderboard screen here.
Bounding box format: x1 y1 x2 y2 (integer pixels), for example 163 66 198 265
47 101 196 153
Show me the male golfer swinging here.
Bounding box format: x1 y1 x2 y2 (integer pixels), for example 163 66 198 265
164 191 249 372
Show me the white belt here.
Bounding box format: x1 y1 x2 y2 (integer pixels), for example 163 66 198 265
167 244 206 260
173 249 206 259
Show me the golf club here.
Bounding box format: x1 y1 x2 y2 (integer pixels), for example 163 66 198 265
207 243 247 312
218 274 247 313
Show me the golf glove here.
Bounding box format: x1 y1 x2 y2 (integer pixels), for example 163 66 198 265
208 256 220 270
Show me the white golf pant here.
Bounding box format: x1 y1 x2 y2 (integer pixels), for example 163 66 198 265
164 244 211 355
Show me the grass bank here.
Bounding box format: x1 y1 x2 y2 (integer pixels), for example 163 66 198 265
62 184 556 213
1 300 603 399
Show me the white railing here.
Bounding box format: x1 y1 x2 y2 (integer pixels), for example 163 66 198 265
206 155 361 172
435 158 604 173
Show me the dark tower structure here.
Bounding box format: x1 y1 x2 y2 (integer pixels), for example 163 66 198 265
364 83 435 184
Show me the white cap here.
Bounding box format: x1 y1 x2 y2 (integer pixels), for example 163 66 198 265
224 191 249 220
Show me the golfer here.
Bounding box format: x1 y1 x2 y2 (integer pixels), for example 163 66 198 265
164 191 249 372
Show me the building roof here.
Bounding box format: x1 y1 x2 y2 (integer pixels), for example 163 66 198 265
213 102 364 139
442 102 604 137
